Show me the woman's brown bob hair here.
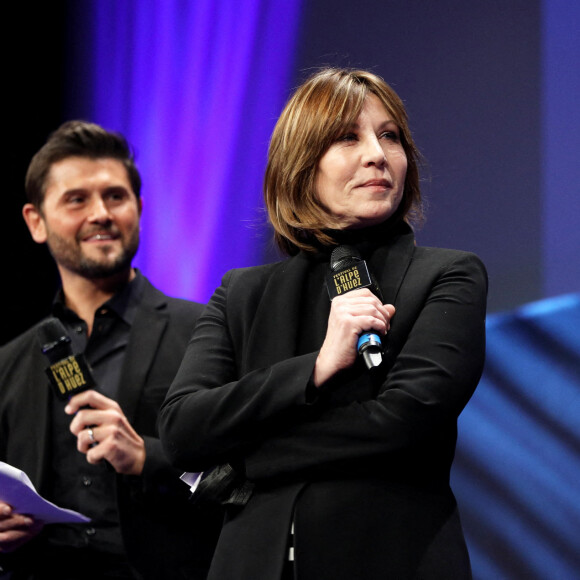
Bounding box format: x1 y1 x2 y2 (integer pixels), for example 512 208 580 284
264 67 423 256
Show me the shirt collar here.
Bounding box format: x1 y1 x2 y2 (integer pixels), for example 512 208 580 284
52 269 145 327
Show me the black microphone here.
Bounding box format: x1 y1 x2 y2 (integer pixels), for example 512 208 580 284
326 245 384 370
37 317 96 400
37 318 114 472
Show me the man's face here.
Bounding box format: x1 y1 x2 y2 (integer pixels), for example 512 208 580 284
24 156 142 280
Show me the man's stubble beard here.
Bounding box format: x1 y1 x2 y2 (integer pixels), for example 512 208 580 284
46 228 140 280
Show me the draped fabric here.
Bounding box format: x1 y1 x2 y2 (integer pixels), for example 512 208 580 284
452 293 580 579
71 0 303 302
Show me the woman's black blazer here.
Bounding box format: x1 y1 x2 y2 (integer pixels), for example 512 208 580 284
160 223 488 580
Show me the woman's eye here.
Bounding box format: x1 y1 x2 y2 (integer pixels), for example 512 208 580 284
337 132 357 142
380 131 400 142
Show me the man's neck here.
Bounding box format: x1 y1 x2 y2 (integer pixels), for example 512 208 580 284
59 268 136 335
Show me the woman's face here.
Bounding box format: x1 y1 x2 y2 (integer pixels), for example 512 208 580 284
314 94 407 229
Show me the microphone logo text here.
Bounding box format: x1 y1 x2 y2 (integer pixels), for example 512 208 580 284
326 259 373 301
48 356 88 396
332 266 362 295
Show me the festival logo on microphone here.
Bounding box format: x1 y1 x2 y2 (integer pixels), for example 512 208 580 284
326 261 373 300
45 354 95 399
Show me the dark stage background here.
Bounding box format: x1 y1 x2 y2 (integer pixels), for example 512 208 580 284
5 2 579 578
6 0 579 342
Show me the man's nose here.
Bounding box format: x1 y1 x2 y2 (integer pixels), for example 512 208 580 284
87 196 113 222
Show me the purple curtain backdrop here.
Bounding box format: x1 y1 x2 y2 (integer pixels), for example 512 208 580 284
76 0 303 302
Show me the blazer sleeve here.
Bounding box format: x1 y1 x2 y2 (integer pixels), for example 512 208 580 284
159 269 322 472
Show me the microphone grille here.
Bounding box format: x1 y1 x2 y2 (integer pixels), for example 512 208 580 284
330 245 361 272
37 318 72 362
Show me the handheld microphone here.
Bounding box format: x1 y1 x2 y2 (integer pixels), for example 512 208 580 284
326 245 384 370
37 318 113 471
37 318 96 400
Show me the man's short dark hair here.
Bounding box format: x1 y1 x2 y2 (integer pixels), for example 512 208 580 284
25 120 142 209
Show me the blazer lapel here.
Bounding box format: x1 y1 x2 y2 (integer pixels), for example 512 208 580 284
243 253 314 373
372 227 416 306
116 283 169 423
32 361 53 491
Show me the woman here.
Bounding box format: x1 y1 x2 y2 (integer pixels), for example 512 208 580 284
159 68 487 579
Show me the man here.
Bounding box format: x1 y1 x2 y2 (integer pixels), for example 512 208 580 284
0 121 222 579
